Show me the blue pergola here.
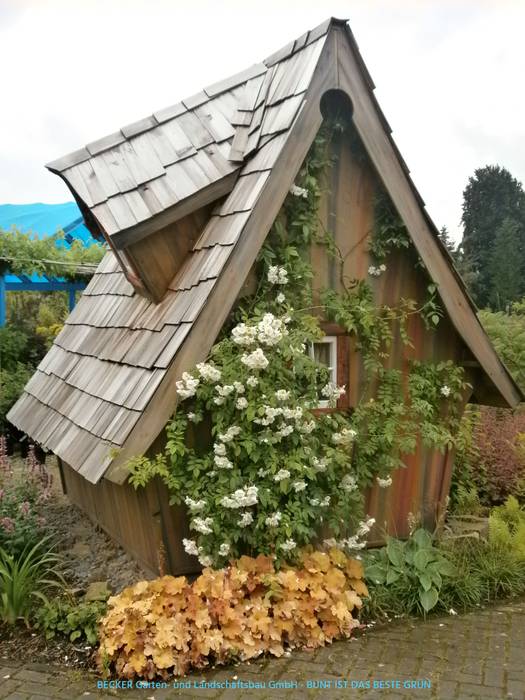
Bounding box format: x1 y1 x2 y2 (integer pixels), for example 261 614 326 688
0 202 97 326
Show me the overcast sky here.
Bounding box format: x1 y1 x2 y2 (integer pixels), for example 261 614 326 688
1 0 524 243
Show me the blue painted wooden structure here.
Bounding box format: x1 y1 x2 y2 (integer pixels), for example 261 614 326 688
0 203 96 326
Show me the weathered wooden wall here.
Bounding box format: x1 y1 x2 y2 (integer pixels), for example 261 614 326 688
59 459 199 576
312 124 469 539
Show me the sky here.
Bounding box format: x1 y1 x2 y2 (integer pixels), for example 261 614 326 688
1 0 525 244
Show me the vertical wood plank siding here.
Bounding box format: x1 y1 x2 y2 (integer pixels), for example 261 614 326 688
313 126 466 541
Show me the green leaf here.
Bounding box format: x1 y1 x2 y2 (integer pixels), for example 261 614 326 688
419 573 432 591
412 529 432 549
386 568 400 584
386 540 404 568
436 560 455 577
419 586 439 612
414 549 432 571
364 565 386 584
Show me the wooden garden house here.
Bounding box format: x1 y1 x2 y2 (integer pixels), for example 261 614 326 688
8 18 522 574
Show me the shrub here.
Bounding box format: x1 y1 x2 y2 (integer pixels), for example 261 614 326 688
476 408 525 504
35 597 107 645
97 549 367 678
363 529 455 617
0 443 53 555
451 407 525 508
0 537 64 625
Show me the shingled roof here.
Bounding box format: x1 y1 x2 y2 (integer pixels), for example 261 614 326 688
8 17 523 485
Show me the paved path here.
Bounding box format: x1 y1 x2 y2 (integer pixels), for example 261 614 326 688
1 599 524 700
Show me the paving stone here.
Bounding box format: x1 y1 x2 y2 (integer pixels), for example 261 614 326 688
0 681 22 700
4 598 525 698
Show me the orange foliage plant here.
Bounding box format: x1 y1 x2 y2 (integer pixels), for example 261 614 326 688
97 548 367 679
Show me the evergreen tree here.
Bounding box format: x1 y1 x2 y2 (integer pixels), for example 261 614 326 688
460 165 525 307
438 225 456 255
489 218 523 311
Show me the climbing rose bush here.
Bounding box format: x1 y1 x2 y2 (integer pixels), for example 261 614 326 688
130 282 370 568
97 549 367 679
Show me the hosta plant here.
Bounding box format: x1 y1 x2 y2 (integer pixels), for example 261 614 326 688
97 548 367 679
364 529 455 615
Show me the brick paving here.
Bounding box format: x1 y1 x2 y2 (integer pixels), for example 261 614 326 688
1 599 524 700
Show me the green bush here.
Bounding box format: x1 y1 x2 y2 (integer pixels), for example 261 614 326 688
0 537 64 625
35 597 107 645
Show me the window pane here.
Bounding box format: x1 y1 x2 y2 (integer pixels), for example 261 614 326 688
313 342 332 368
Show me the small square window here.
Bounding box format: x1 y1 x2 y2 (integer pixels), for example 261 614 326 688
309 336 337 408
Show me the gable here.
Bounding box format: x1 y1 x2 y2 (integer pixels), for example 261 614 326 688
8 18 522 486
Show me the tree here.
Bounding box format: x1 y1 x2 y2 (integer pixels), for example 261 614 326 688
438 225 456 255
460 165 525 307
489 218 523 310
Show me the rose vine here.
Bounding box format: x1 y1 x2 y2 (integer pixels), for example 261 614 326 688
129 122 468 569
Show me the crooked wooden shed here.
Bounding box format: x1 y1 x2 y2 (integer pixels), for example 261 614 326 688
8 18 522 574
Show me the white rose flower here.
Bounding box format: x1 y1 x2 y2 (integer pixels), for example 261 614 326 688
184 497 206 511
176 372 200 400
246 376 259 388
280 539 297 552
268 266 289 285
219 543 230 557
198 554 214 567
256 313 286 346
231 323 258 346
214 455 233 470
241 348 269 370
276 292 286 303
440 385 451 397
289 184 308 198
196 362 221 382
341 474 358 492
238 512 253 526
332 428 357 445
218 426 241 443
191 517 213 534
274 469 291 482
216 384 234 397
214 442 227 456
236 397 248 410
292 480 307 492
265 511 282 527
233 381 245 394
377 475 393 488
275 389 290 402
220 485 259 508
183 539 200 556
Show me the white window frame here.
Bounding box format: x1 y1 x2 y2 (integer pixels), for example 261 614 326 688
309 336 337 408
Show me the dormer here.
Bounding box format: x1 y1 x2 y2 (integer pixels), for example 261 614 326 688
46 61 269 301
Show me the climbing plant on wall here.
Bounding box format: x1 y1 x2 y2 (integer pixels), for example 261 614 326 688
129 121 468 568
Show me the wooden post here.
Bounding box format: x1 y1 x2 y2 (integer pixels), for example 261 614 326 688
0 274 5 327
68 286 76 311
